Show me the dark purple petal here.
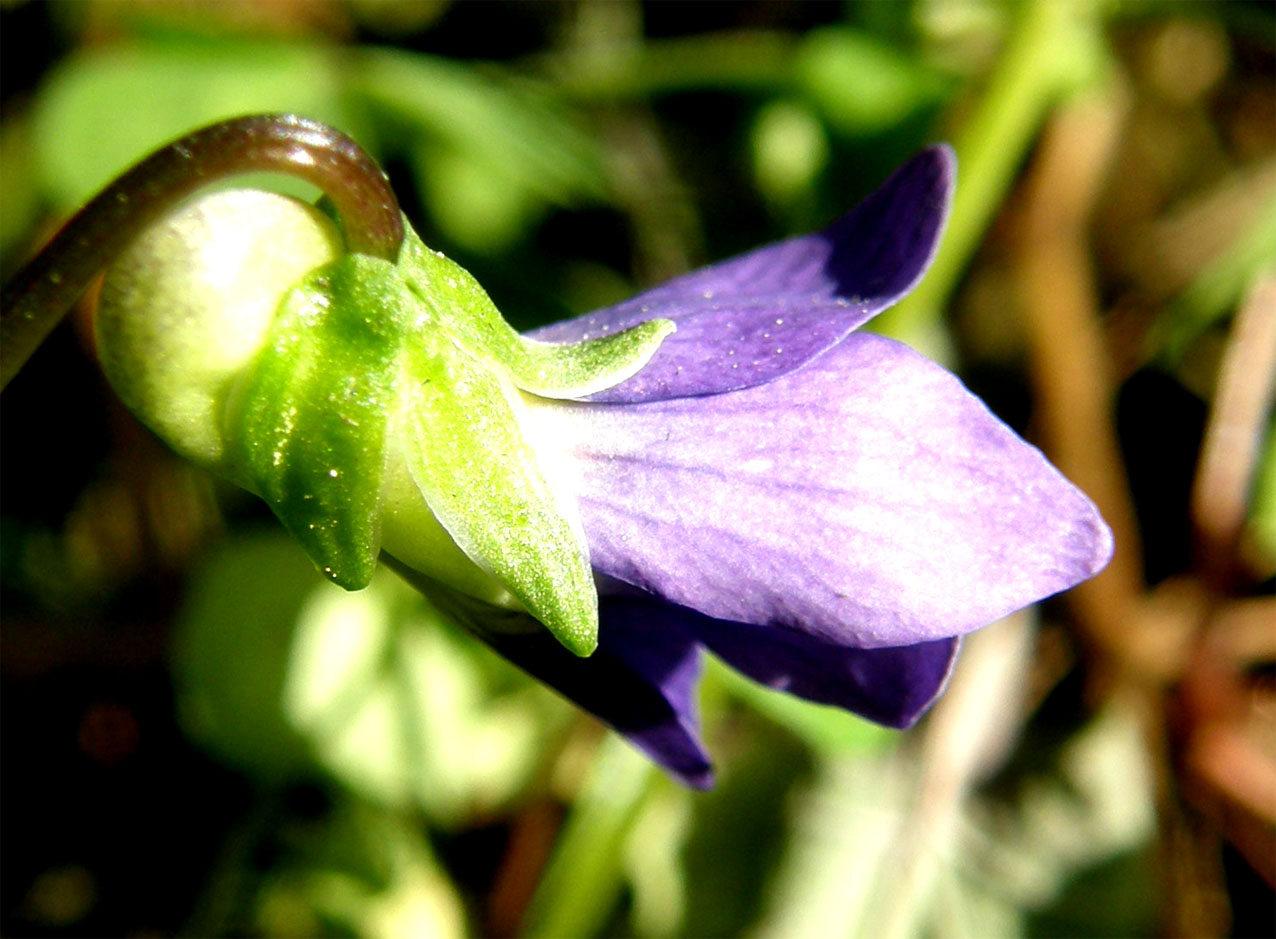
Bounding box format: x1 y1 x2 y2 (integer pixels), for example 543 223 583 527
459 593 714 788
525 331 1113 649
618 591 960 727
532 145 955 403
687 616 960 728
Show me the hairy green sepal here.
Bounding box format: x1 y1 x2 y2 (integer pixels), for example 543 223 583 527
232 254 404 591
399 337 597 655
397 231 674 398
231 218 673 656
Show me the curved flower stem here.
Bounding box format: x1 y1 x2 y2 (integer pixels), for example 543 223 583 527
0 113 403 390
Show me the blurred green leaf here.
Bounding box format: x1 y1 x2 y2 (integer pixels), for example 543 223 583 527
682 723 809 939
1026 846 1159 939
624 783 694 936
1152 185 1276 365
283 573 558 821
347 0 452 37
251 798 466 939
750 99 830 217
1248 424 1276 568
0 116 40 264
31 38 367 210
547 30 796 100
174 533 323 782
353 48 607 250
795 27 951 134
964 699 1159 937
412 141 541 251
175 532 555 817
877 0 1109 345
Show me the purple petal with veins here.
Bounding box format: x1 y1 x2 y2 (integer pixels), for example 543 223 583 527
532 145 954 403
410 145 1111 786
525 332 1112 650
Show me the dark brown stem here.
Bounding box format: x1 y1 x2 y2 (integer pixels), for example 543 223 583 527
0 113 404 389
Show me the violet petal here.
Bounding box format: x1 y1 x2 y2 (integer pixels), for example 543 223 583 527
461 593 714 788
532 145 954 403
688 613 960 728
525 331 1113 649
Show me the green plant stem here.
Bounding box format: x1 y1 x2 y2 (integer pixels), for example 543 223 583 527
874 0 1102 343
1153 187 1276 365
0 114 402 390
520 733 657 939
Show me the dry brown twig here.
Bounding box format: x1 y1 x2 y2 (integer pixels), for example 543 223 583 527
1015 81 1276 933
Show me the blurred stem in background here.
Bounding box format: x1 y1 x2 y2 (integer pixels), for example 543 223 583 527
520 736 658 939
1153 189 1276 367
875 0 1105 355
1015 20 1276 939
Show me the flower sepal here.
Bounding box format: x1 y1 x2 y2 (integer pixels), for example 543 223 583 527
390 329 601 655
96 188 678 655
396 230 676 399
229 251 407 591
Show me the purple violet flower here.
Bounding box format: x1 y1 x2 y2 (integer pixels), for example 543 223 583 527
64 120 1111 790
456 145 1112 788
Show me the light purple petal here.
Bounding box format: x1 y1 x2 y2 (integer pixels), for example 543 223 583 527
462 594 714 788
531 145 954 403
526 332 1113 649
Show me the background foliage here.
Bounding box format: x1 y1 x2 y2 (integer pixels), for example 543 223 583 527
1 1 1273 936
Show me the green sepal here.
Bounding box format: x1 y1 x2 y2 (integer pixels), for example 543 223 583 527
398 227 674 399
230 254 407 590
398 332 598 656
218 212 669 655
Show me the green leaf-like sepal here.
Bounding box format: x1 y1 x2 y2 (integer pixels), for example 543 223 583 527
197 203 671 655
231 254 406 590
398 229 674 398
398 334 598 655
